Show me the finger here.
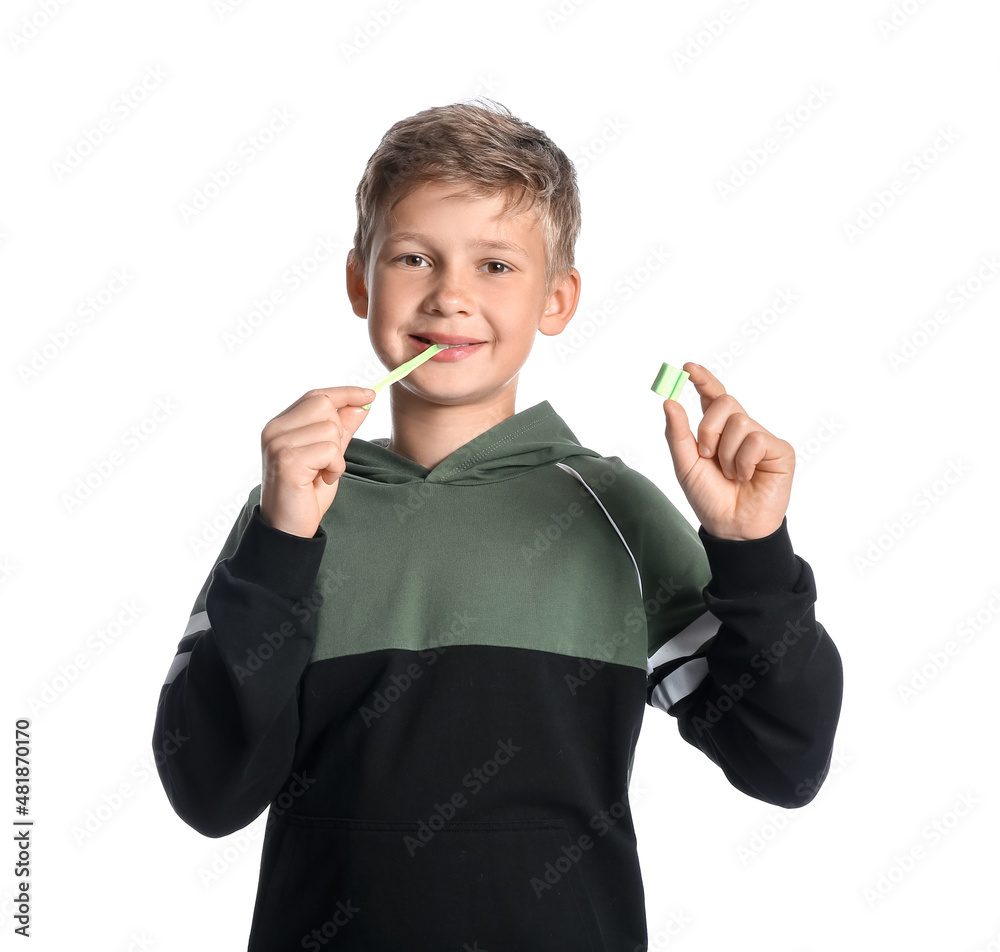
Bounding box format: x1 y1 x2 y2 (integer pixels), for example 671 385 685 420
269 387 377 425
712 412 757 479
696 395 748 461
683 362 726 414
271 441 348 488
662 398 701 479
731 430 772 482
310 385 378 408
267 420 346 455
315 447 348 486
264 388 374 443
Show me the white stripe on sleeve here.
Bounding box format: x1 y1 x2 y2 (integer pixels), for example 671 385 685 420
183 610 210 638
162 611 213 686
646 610 721 676
650 657 710 713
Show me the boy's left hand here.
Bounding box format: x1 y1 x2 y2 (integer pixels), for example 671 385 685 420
661 362 794 541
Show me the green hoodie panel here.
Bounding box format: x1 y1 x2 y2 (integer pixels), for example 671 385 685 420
313 464 646 666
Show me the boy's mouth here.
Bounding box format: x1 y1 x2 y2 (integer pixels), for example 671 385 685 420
410 334 486 348
408 334 487 362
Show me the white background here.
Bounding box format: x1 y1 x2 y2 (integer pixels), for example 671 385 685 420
3 0 999 949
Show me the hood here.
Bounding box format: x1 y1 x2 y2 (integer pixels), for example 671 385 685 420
344 400 604 486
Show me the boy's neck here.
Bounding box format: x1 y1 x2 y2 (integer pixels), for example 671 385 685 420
385 386 517 470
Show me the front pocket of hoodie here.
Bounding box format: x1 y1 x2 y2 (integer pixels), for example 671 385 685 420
249 814 606 952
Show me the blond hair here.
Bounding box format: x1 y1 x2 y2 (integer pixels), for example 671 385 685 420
350 99 580 293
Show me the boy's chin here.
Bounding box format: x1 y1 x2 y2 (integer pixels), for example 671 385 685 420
402 379 519 410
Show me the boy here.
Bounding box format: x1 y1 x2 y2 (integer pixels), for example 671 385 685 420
153 99 843 951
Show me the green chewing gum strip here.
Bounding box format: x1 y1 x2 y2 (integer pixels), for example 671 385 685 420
362 343 443 409
651 362 689 401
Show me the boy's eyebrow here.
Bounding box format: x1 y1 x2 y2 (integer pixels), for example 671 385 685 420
384 231 529 258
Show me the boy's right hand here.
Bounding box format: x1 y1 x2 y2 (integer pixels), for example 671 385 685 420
259 387 376 538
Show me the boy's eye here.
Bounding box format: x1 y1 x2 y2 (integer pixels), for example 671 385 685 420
400 254 428 267
481 261 511 274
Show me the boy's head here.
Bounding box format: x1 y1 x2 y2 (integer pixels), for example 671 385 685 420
349 99 581 295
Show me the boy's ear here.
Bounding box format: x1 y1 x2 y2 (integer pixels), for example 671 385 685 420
346 249 369 319
537 267 582 337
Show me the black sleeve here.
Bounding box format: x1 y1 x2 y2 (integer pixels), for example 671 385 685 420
668 517 844 808
152 502 326 837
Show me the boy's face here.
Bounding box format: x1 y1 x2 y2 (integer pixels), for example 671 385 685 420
347 180 579 410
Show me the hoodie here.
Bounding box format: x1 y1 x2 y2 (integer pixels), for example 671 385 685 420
152 399 843 951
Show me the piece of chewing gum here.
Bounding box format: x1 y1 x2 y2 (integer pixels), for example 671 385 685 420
362 343 443 409
651 362 689 401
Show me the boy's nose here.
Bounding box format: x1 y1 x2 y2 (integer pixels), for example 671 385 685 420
424 269 474 315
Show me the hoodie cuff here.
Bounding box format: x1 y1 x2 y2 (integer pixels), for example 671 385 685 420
697 516 801 598
225 504 327 600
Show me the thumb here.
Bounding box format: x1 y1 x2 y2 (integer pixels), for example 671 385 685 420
318 403 371 487
662 398 700 479
337 402 372 444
